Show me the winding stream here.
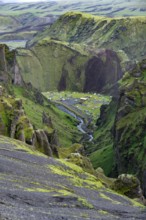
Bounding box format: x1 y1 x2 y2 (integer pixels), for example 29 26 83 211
56 104 94 142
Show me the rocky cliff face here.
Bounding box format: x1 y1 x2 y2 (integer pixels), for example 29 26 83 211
0 45 8 82
84 49 122 93
29 12 146 63
16 40 122 94
91 59 146 196
113 59 146 196
0 44 63 157
15 12 146 94
0 87 59 157
90 60 146 195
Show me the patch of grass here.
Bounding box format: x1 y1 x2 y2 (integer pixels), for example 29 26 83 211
90 145 114 175
13 86 81 148
78 197 94 209
49 159 103 190
43 91 111 123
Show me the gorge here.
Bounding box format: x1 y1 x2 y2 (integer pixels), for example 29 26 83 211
0 1 146 219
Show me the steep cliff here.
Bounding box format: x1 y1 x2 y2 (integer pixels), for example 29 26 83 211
0 44 82 154
28 12 146 63
90 59 146 196
114 59 146 196
14 12 146 93
16 41 122 93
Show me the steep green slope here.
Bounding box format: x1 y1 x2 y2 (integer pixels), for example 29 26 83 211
16 41 89 91
17 12 146 93
0 0 145 49
0 44 82 151
29 12 146 62
0 135 145 220
16 39 122 93
13 86 81 148
88 100 118 176
113 59 146 196
89 59 146 196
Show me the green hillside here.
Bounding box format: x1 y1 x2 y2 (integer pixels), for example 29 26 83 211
15 12 146 93
29 12 146 62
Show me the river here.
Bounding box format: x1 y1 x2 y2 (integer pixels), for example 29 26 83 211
56 104 94 142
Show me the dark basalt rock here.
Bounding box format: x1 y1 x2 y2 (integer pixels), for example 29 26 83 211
112 174 145 203
42 111 53 128
84 49 123 94
113 59 146 197
0 136 146 220
33 129 53 157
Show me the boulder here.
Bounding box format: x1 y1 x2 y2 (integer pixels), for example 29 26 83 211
112 174 145 203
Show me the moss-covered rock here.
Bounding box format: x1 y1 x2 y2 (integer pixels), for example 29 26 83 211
66 152 95 175
0 135 145 219
28 12 146 63
113 59 146 196
112 174 145 203
16 42 122 94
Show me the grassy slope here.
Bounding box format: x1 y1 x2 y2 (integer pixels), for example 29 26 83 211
115 62 146 173
0 0 145 49
16 12 146 94
30 12 146 62
16 40 89 91
43 91 111 123
87 100 117 175
13 86 82 148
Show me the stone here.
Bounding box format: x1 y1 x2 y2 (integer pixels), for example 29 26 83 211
112 174 144 201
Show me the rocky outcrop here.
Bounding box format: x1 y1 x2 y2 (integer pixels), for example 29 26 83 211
112 174 145 204
13 59 23 85
16 12 146 94
33 129 53 157
0 44 8 82
0 44 23 85
67 152 95 175
42 111 53 128
29 12 146 62
113 59 146 196
84 49 122 94
16 41 123 94
0 87 59 157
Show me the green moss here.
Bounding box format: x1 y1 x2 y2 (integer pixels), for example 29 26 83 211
16 41 88 92
58 143 83 159
87 100 117 175
49 159 103 190
99 192 121 204
25 187 52 192
78 197 94 209
13 139 47 157
98 210 109 215
13 86 81 148
90 145 114 175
